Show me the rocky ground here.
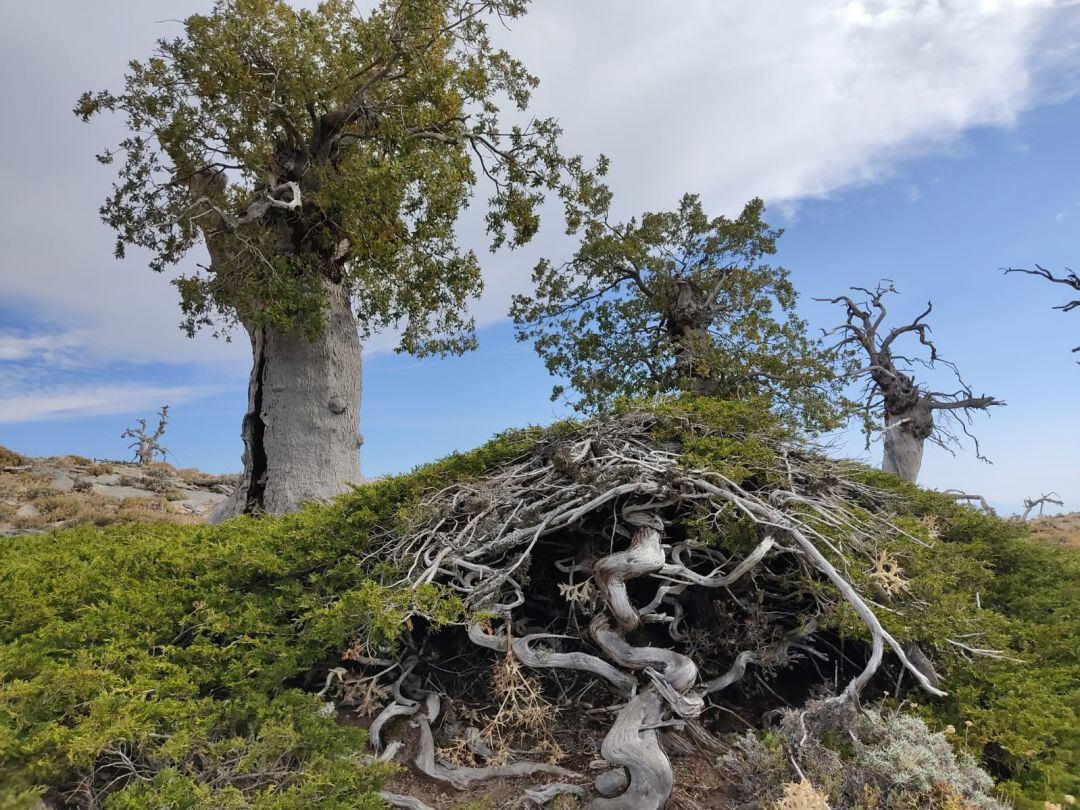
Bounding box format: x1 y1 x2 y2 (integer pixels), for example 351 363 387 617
0 444 235 536
1028 510 1080 548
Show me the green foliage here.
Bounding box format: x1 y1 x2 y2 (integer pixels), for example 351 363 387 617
816 474 1080 807
0 433 539 808
511 193 851 432
1 401 1075 807
645 394 789 485
633 398 1078 806
78 0 599 350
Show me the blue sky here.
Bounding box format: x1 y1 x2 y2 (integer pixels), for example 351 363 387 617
2 1 1078 516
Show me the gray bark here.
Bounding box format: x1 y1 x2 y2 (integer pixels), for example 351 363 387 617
211 282 362 521
881 407 929 483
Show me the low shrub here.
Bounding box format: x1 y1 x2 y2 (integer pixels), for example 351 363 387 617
0 429 539 808
0 402 1076 808
719 700 1006 809
0 445 26 466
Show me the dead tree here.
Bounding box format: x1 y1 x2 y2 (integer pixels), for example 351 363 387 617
818 283 1003 483
1005 265 1079 357
942 490 997 517
1021 492 1063 521
122 406 170 465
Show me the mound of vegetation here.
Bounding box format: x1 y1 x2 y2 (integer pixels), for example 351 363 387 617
1 399 1076 809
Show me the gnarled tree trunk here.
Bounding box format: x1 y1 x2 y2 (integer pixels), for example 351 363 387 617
668 280 719 396
211 283 362 521
881 403 932 483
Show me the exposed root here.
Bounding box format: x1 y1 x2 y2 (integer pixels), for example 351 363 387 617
592 688 672 809
523 782 588 807
336 411 952 805
378 791 437 810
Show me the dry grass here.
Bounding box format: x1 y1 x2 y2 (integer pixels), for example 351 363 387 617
775 780 831 809
1028 512 1080 549
0 445 26 467
438 647 563 769
0 470 53 500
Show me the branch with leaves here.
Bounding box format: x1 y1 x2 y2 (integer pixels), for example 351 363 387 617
511 193 850 433
77 0 603 352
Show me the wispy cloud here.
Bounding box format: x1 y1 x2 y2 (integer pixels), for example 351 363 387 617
0 330 87 363
0 383 224 423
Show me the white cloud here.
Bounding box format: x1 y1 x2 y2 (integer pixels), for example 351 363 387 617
0 384 222 424
0 331 86 363
2 0 1080 358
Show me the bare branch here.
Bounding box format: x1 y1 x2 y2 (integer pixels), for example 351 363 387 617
1021 492 1063 521
120 405 170 465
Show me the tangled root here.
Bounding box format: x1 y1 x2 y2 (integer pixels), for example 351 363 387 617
337 411 947 807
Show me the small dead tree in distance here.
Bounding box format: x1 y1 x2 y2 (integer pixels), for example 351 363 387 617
1004 265 1080 357
817 283 1003 483
122 405 170 465
1021 491 1063 521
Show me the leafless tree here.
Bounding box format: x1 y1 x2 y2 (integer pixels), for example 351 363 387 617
817 283 1004 483
122 406 170 465
1021 492 1063 521
1005 265 1080 358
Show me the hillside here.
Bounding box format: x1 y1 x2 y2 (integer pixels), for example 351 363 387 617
0 445 233 535
1028 511 1080 549
0 404 1077 809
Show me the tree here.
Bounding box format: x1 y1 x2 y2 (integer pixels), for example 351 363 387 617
1004 265 1080 358
121 405 170 465
510 193 848 431
1021 491 1063 521
818 283 1003 483
78 0 594 518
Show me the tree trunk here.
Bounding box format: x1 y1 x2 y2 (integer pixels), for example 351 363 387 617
668 281 718 396
881 404 932 483
674 326 718 396
210 283 362 521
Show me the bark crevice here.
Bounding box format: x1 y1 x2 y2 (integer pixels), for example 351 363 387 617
244 329 269 514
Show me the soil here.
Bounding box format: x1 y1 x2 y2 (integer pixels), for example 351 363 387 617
341 706 736 809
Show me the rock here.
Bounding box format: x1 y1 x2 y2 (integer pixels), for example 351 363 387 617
15 502 40 518
595 767 630 797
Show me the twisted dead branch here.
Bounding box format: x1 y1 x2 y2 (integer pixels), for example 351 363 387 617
339 411 948 807
1021 492 1063 521
121 405 169 465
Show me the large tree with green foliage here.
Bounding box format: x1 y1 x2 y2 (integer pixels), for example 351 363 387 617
511 193 848 431
78 0 591 518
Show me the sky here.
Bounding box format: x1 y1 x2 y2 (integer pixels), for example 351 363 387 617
1 0 1078 516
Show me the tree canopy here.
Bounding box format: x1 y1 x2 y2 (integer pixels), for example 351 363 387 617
77 0 593 354
511 193 849 431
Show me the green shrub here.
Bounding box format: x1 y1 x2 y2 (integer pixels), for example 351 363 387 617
0 401 1075 808
0 428 539 808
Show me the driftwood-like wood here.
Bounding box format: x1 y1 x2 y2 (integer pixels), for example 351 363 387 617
332 412 949 808
121 406 169 465
818 283 1003 482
